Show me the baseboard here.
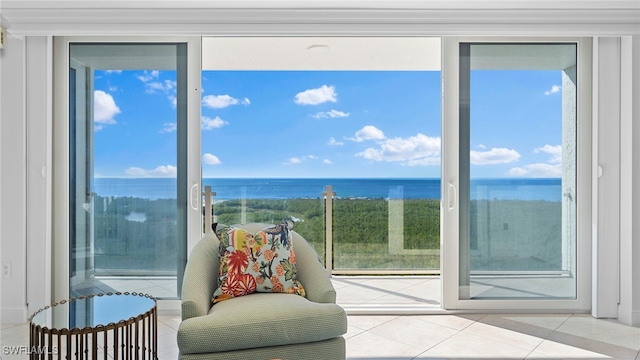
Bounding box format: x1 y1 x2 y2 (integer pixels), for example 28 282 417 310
1 306 28 324
617 304 640 327
158 299 181 317
630 310 640 327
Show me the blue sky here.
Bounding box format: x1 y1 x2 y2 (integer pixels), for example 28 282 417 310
92 69 564 178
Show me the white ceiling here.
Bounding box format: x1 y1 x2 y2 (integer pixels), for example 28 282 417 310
202 37 441 70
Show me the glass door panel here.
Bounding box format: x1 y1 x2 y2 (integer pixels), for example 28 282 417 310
69 43 189 299
459 43 578 300
331 179 441 273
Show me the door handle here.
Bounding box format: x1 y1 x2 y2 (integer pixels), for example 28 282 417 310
189 183 198 211
448 183 457 211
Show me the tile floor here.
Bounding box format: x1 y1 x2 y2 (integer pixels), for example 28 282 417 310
2 276 639 359
3 313 639 359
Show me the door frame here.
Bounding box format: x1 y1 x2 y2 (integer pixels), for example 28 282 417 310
68 56 94 290
441 36 593 311
52 36 201 313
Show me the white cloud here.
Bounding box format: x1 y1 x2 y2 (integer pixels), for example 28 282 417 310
202 94 250 109
477 144 487 149
312 109 350 119
160 122 176 133
509 144 563 177
126 165 177 177
145 80 176 94
534 144 562 163
327 137 344 146
202 116 229 130
356 133 441 166
282 155 319 165
348 125 385 142
470 148 520 165
93 90 120 128
508 163 561 177
283 157 303 165
323 159 333 165
295 85 337 105
545 85 561 95
136 70 158 83
105 70 122 74
203 153 221 165
136 71 177 107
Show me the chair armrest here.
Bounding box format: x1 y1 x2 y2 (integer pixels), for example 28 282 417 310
292 231 337 304
181 232 220 320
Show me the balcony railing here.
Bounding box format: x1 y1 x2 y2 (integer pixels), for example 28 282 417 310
90 179 564 277
202 184 441 275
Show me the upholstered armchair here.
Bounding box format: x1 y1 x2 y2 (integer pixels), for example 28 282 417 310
178 223 347 360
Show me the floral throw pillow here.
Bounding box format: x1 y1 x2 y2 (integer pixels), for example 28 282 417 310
212 223 306 304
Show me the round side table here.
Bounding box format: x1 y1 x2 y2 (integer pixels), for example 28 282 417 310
29 292 157 359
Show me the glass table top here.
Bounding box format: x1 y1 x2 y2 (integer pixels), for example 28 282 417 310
31 293 156 329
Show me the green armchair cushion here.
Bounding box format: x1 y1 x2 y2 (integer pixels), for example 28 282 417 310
178 292 347 354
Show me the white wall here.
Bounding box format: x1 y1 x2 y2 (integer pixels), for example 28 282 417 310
633 34 640 327
618 35 640 327
25 36 52 316
593 37 621 319
594 35 640 327
0 34 27 323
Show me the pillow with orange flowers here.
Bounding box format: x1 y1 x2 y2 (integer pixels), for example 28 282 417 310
212 222 306 304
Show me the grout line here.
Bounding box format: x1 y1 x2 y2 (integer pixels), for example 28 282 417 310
356 315 400 333
411 320 467 360
522 314 573 359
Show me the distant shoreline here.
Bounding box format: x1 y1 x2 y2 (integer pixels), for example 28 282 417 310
93 177 563 202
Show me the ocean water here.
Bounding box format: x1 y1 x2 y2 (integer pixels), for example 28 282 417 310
93 178 562 202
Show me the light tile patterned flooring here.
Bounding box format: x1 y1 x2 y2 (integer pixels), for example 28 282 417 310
2 277 639 359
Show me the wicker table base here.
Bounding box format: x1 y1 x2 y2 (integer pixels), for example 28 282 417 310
29 292 157 359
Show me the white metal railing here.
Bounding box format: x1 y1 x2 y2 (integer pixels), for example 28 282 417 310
203 185 215 233
322 185 335 275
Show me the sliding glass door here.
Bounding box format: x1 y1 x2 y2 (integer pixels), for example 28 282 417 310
55 36 592 312
55 38 202 303
442 38 592 310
